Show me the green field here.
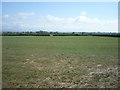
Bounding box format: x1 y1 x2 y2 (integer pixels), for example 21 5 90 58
2 36 118 88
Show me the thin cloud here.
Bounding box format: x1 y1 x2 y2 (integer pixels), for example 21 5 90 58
2 12 118 32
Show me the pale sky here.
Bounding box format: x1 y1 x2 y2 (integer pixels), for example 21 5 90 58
2 2 118 32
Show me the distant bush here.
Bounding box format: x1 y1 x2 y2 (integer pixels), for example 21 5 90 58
2 31 120 37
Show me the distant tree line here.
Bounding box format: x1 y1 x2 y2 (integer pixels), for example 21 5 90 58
1 31 120 37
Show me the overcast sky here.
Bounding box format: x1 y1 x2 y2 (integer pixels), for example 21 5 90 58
2 2 118 32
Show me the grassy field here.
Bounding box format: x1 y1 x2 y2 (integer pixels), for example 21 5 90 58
2 36 119 88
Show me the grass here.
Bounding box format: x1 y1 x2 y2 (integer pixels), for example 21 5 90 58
2 36 119 88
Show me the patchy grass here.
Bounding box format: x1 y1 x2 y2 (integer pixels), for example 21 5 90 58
2 36 119 88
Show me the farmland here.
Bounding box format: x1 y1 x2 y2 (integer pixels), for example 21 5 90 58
2 36 119 88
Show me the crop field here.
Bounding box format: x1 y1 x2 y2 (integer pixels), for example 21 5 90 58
2 36 119 88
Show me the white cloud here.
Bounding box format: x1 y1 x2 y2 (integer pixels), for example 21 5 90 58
17 12 35 16
2 12 118 32
17 12 35 19
47 15 63 21
3 15 9 18
80 11 87 16
3 12 36 21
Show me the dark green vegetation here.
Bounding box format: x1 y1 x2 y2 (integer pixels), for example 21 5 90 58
2 31 120 37
3 36 119 88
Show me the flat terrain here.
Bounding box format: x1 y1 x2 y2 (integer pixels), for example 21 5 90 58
2 36 119 88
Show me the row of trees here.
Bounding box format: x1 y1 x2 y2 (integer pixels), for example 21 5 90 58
2 31 120 37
